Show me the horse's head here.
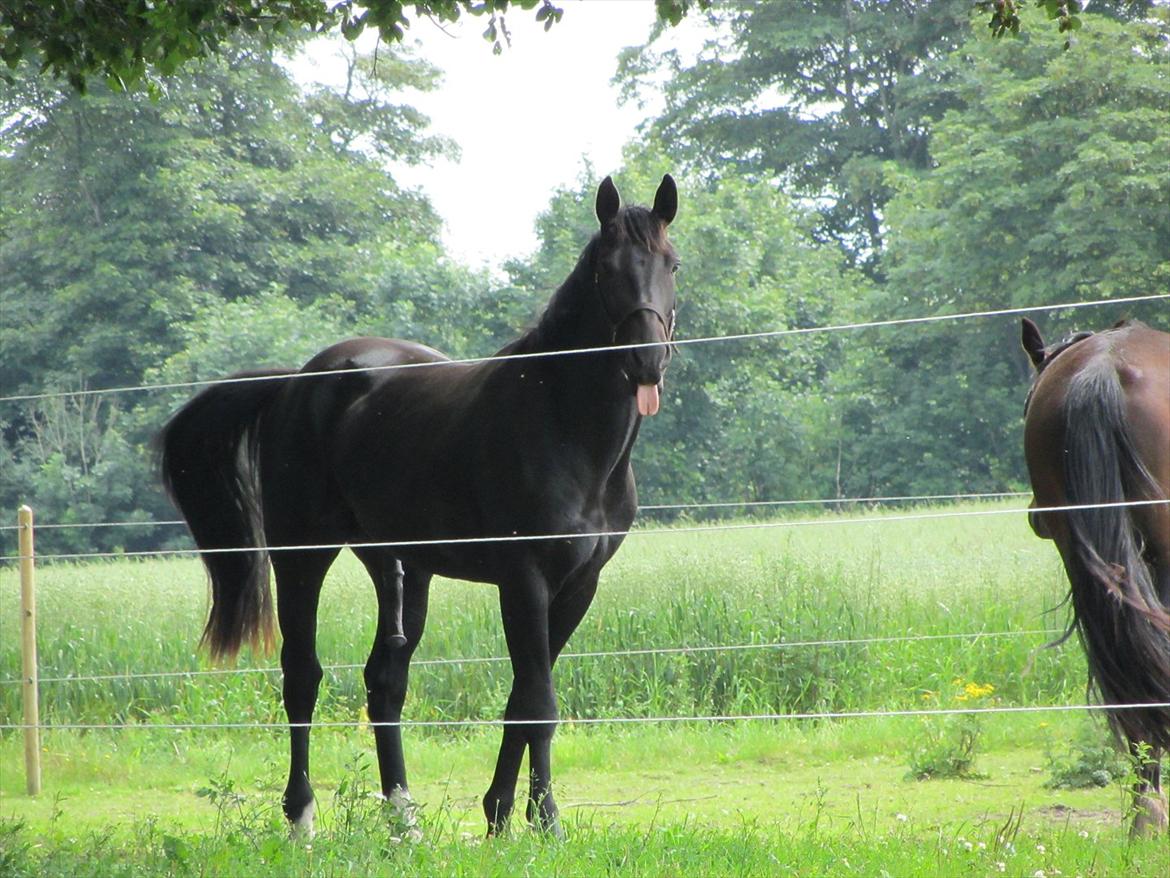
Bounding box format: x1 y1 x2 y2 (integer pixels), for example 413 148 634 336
592 174 679 417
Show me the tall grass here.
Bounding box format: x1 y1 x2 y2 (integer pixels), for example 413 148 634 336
1 500 1084 731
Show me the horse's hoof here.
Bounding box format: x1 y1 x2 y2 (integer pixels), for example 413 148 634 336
543 816 566 840
286 798 316 839
1131 794 1169 837
526 799 565 839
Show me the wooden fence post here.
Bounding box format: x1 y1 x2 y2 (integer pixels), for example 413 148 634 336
18 505 41 796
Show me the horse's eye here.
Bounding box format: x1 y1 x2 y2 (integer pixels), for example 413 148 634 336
671 261 681 275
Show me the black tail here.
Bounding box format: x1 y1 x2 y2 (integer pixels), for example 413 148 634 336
1060 359 1170 750
156 370 293 660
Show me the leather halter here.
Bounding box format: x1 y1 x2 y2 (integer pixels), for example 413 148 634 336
592 266 676 347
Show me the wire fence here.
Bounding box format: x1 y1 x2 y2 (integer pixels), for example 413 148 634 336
1 293 1165 405
4 497 1165 564
0 627 1066 688
4 293 1165 757
0 490 1033 533
4 701 1169 734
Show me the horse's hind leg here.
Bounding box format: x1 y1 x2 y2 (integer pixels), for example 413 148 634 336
1131 742 1168 837
273 548 338 835
353 549 432 806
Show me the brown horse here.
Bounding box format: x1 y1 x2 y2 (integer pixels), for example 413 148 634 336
1021 317 1170 836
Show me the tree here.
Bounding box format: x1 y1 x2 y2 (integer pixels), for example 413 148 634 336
619 1 980 274
2 0 1130 96
0 33 448 397
0 31 471 545
618 0 1153 274
0 1 570 92
836 9 1170 497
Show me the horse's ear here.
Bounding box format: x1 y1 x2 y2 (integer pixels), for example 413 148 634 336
1021 318 1046 369
652 174 678 226
596 176 620 227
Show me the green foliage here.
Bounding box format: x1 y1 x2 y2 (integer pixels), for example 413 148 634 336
981 0 1098 43
906 679 996 781
0 2 569 94
620 1 1152 274
883 10 1170 310
906 716 986 781
0 393 162 555
837 9 1170 497
1044 724 1128 789
618 1 975 272
0 30 485 543
0 32 447 397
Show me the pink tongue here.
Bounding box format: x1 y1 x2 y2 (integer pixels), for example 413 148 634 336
636 384 660 417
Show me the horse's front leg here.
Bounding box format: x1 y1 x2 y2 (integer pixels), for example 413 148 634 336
519 567 603 830
483 574 562 837
1131 742 1168 837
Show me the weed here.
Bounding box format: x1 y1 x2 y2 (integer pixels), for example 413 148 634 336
1043 723 1127 789
906 679 994 780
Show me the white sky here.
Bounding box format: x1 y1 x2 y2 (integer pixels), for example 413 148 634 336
302 0 685 274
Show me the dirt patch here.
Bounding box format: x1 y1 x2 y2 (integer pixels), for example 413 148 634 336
1037 803 1119 825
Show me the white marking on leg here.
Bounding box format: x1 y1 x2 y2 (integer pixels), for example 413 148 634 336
290 798 316 839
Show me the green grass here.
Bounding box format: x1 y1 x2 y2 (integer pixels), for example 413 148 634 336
2 720 1167 876
2 500 1167 874
4 717 1169 876
2 500 1084 727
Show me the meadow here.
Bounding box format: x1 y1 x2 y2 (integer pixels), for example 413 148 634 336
2 500 1168 875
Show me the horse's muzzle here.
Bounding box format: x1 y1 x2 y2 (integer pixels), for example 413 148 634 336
616 312 672 416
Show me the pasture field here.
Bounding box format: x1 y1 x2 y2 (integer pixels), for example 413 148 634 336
2 500 1169 875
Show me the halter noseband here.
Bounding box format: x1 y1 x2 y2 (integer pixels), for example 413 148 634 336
592 263 676 347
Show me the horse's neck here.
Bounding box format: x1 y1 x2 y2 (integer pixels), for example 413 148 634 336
500 270 640 468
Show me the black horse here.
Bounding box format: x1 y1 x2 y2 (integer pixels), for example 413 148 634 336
158 175 679 837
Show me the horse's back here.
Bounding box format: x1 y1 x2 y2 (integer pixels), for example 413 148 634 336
302 336 449 379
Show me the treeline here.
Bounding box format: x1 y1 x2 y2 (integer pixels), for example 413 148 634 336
2 4 1167 554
